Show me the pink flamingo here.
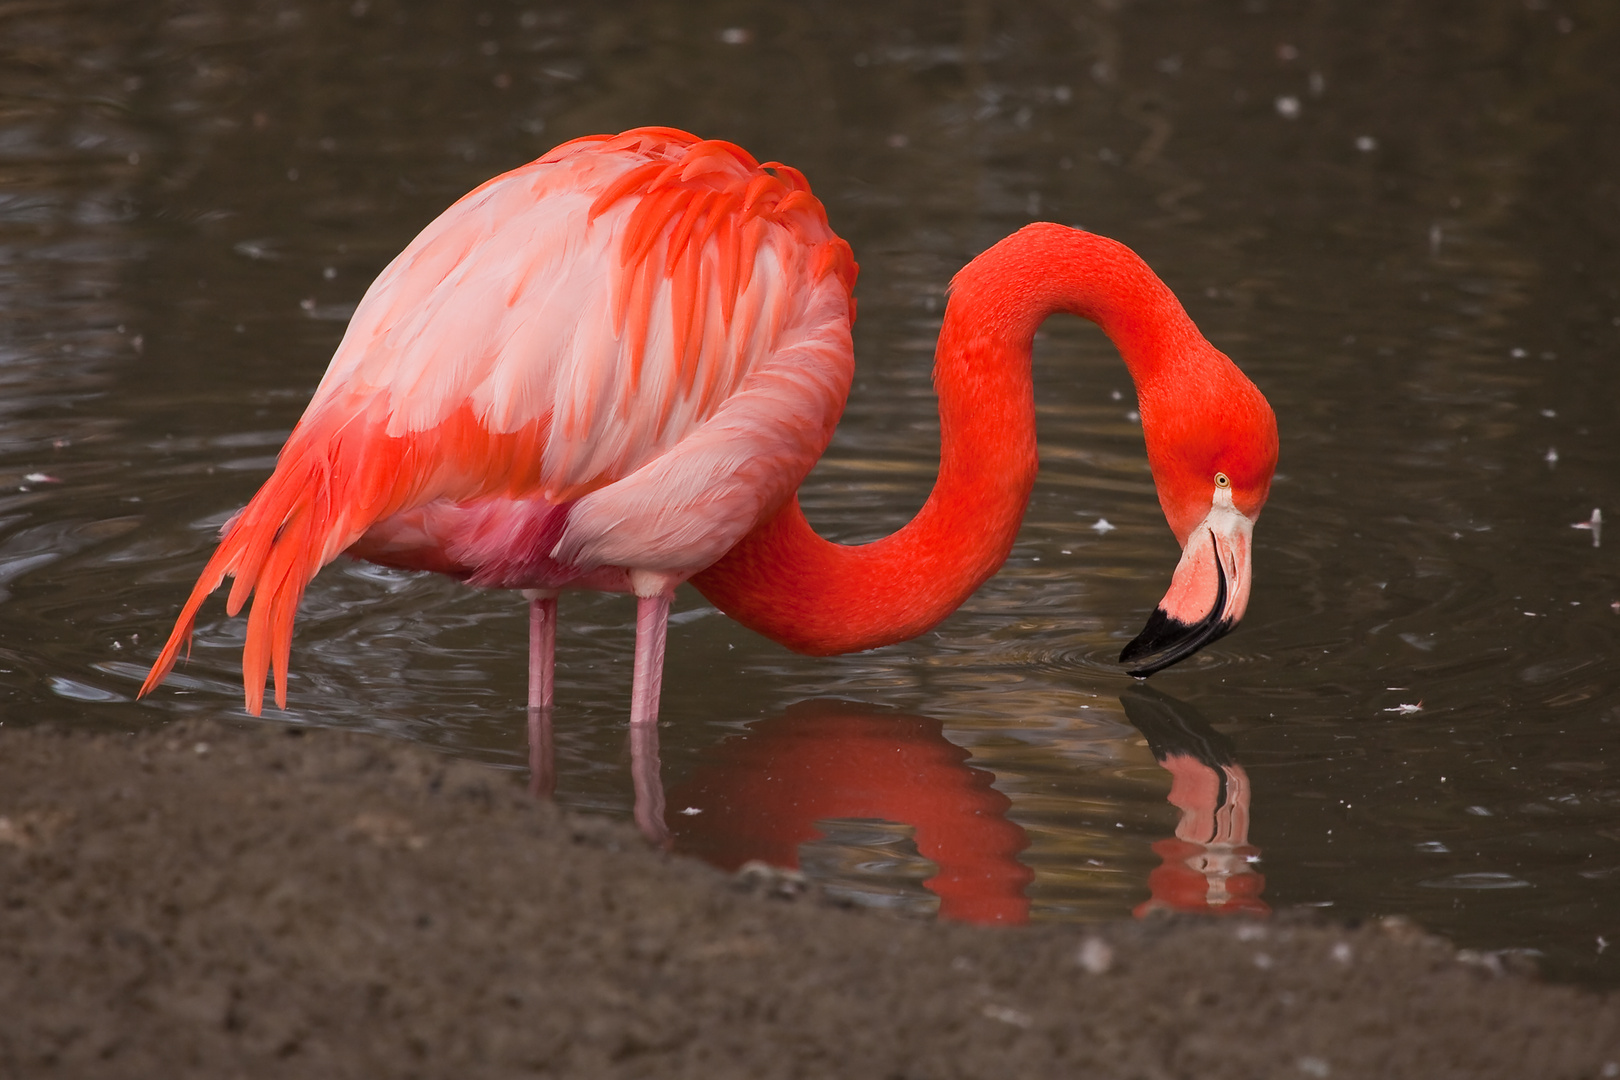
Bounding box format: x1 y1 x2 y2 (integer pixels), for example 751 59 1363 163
140 127 1278 723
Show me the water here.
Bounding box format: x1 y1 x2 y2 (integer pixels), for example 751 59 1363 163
3 0 1618 985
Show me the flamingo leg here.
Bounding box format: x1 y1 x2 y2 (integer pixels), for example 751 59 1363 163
629 590 672 845
629 592 670 728
525 590 557 711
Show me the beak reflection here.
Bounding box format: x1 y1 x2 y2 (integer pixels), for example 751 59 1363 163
1121 686 1268 918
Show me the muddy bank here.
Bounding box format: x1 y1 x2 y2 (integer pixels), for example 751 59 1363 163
1 720 1616 1079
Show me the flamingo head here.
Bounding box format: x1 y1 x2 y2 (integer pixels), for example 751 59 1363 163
1120 351 1278 677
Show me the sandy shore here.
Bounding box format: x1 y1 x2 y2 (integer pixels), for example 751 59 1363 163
2 718 1616 1079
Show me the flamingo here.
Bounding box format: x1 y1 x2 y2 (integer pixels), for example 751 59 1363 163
139 126 1278 724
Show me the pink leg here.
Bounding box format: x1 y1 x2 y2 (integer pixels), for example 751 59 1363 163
629 592 670 728
526 591 556 712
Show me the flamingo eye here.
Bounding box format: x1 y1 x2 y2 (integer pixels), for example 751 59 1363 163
1214 472 1231 488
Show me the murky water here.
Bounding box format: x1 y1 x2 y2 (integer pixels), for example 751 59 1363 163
4 1 1618 984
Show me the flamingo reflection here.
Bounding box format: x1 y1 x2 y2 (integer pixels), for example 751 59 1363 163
526 689 1265 923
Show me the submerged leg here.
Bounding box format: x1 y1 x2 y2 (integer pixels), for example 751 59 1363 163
526 703 556 800
524 590 557 712
629 592 671 729
629 716 669 847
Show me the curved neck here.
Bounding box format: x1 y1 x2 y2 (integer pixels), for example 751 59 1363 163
691 224 1209 655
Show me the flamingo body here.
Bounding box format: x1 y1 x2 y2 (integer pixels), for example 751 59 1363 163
142 127 1277 721
143 128 857 714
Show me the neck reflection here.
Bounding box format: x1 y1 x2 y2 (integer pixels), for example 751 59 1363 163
666 700 1033 924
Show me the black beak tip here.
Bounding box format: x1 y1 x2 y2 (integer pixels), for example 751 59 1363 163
1119 608 1236 677
1119 534 1234 677
1119 607 1179 668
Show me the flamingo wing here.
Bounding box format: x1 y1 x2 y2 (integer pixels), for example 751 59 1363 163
142 127 858 713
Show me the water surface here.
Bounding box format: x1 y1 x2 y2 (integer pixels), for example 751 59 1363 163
3 0 1618 984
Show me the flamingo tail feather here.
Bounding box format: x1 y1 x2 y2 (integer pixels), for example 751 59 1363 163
139 457 336 715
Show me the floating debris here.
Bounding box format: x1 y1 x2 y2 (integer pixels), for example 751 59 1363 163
1354 134 1378 152
1384 702 1424 715
1572 508 1601 547
1091 518 1115 534
1545 447 1558 466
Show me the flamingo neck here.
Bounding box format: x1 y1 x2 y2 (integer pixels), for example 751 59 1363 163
691 224 1213 655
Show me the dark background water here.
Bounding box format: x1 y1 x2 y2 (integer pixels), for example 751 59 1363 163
3 0 1618 984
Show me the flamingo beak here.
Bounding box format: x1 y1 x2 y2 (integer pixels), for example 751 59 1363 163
1119 490 1254 677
